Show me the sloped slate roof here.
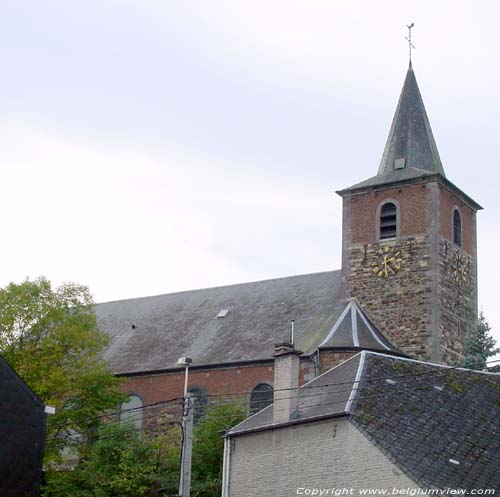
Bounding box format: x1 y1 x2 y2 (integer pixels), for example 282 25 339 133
228 352 500 490
228 354 361 435
318 299 399 352
0 356 46 497
377 64 444 178
340 65 446 194
96 270 345 374
353 353 500 491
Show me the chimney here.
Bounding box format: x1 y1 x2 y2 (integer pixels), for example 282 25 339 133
273 342 302 424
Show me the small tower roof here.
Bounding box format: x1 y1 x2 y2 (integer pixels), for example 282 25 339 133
318 300 400 354
378 64 445 177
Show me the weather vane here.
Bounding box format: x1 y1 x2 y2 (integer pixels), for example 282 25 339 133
405 23 415 65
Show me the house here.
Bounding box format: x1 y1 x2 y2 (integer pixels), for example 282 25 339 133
0 356 47 497
95 62 482 423
222 348 500 495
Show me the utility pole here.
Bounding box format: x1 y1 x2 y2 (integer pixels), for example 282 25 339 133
177 356 193 497
178 393 194 497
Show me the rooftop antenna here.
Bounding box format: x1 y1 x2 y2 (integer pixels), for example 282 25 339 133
405 22 416 67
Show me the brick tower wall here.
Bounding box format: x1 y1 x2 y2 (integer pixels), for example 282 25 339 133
341 180 478 365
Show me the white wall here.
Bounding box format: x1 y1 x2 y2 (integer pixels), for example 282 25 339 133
228 418 419 497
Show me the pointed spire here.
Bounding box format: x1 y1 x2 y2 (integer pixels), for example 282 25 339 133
378 65 445 178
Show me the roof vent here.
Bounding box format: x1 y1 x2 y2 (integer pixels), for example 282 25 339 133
216 309 229 319
394 158 405 170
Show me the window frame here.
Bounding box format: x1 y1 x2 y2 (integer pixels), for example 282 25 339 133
376 199 400 242
452 207 462 248
249 382 274 415
119 394 144 430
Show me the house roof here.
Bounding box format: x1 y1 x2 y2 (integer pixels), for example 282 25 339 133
96 270 346 374
0 356 44 409
227 351 500 491
227 353 362 435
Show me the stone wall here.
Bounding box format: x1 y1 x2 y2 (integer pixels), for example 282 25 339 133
345 235 433 361
438 238 477 365
319 350 357 374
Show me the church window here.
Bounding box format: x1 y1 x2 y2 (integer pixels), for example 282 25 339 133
250 383 273 414
188 387 208 423
379 201 398 240
119 394 143 430
453 208 462 247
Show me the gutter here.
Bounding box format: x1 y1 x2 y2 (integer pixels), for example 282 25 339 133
225 411 349 439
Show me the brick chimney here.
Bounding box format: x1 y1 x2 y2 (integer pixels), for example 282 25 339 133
273 342 302 424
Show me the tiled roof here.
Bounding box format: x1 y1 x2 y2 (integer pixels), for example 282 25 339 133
352 353 500 491
96 270 346 374
227 352 500 490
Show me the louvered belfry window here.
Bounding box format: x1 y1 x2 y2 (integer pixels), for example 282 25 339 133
453 209 462 247
379 202 397 240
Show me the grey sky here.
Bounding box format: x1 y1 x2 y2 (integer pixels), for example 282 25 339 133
1 1 499 348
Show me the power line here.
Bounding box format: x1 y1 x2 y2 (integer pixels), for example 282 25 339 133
45 357 500 434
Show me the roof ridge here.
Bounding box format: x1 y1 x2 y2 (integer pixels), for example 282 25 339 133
95 269 341 305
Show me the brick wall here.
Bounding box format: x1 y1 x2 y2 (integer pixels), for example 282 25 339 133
119 358 316 416
347 183 429 244
439 185 475 256
228 418 419 496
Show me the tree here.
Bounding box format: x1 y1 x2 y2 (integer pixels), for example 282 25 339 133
0 277 125 463
190 401 248 497
44 422 181 497
43 400 248 497
460 311 499 371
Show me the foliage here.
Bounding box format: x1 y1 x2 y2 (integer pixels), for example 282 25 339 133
44 400 248 497
0 277 125 462
460 311 499 371
191 400 248 497
44 422 181 497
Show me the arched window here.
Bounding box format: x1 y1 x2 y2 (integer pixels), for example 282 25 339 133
379 202 398 240
119 395 143 429
453 208 462 247
188 387 208 423
250 383 273 414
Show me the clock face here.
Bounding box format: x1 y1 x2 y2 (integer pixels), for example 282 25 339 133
371 245 402 279
451 250 469 286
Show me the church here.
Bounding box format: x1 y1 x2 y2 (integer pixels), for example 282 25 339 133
95 62 482 421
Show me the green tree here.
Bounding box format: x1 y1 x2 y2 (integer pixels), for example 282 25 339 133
460 311 499 371
190 401 248 497
44 422 181 497
44 400 248 497
0 277 125 463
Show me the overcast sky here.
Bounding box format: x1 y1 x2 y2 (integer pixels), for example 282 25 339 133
1 1 499 348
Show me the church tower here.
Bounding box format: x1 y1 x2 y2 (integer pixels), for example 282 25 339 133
338 64 482 365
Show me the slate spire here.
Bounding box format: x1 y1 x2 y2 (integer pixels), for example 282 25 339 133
378 65 445 177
